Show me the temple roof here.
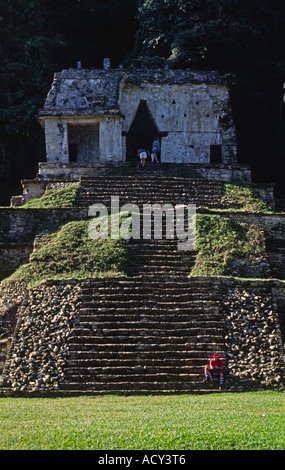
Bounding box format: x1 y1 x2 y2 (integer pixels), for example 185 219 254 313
38 65 226 119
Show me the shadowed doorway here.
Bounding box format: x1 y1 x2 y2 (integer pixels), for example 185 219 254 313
126 101 160 162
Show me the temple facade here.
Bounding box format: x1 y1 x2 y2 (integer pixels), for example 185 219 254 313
37 60 238 178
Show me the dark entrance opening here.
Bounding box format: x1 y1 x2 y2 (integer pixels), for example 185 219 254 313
126 101 160 162
210 145 222 164
69 143 78 162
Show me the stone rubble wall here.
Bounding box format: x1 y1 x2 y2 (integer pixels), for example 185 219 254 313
2 280 80 392
220 278 285 389
0 280 28 373
1 277 284 394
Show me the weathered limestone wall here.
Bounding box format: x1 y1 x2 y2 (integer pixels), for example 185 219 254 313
45 120 69 163
99 117 123 162
44 117 124 164
0 208 88 280
41 70 122 114
120 82 237 164
0 244 32 281
68 124 100 162
0 208 88 244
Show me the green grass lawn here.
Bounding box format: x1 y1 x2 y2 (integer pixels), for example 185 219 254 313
0 391 284 450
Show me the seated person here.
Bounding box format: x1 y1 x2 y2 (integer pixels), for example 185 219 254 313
204 353 224 388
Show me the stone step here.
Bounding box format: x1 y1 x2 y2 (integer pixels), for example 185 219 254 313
79 277 219 286
74 176 224 208
72 325 224 336
58 380 215 394
65 352 221 362
58 383 212 393
70 330 224 341
77 311 221 319
79 288 217 295
0 386 220 396
78 292 218 300
51 277 224 394
67 345 223 357
76 308 219 317
64 363 216 374
77 298 220 305
68 338 223 349
77 300 219 308
78 175 221 184
63 372 202 382
79 284 218 292
76 319 221 329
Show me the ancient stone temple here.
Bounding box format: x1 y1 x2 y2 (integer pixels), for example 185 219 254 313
2 61 285 397
36 59 238 180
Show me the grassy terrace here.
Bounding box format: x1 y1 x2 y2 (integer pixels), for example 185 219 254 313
191 214 267 277
0 392 284 450
6 219 129 286
4 212 268 285
21 184 80 208
3 181 274 284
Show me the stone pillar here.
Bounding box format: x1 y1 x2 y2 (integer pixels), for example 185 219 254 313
45 120 69 163
99 118 123 162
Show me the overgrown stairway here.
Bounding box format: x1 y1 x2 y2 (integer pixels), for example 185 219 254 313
63 175 226 394
1 173 230 395
61 277 225 395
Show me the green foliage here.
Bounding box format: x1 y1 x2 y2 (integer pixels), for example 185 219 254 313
22 185 80 208
0 0 139 198
0 0 139 136
126 55 168 69
8 219 129 286
134 0 285 72
191 214 266 276
222 183 272 212
0 392 284 450
0 1 65 135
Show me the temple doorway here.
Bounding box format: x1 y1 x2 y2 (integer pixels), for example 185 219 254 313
126 101 160 162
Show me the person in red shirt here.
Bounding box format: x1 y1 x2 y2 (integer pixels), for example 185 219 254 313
204 353 224 389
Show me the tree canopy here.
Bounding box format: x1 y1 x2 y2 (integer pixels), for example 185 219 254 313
0 0 138 202
132 0 285 71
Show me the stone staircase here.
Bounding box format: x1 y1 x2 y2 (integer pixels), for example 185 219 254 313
74 176 224 209
126 239 196 277
0 174 234 395
65 175 226 394
60 278 225 395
